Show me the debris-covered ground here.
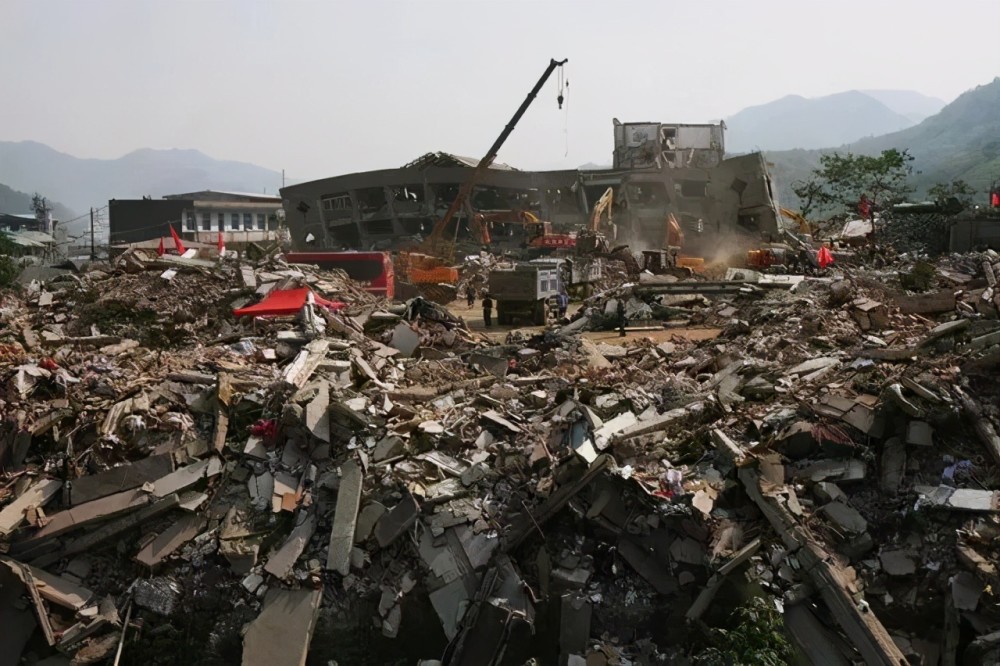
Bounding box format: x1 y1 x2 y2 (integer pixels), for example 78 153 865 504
1 245 999 665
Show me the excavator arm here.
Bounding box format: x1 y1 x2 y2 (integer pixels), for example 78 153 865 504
588 187 614 233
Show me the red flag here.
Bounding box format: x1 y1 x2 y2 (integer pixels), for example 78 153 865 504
817 246 834 269
169 225 186 255
157 237 165 257
217 231 226 256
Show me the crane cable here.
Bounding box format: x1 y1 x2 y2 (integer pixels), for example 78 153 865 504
557 65 569 157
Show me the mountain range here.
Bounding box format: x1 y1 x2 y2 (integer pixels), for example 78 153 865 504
0 183 75 224
0 142 285 232
724 89 946 153
766 77 1000 207
1 79 995 233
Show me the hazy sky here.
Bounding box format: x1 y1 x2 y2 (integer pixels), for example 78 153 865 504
2 0 999 183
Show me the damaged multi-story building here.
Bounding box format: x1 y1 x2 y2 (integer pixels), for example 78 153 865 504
279 120 781 260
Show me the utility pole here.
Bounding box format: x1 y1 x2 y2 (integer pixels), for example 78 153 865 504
90 208 96 259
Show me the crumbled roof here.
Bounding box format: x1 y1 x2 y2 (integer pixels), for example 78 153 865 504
401 152 518 171
4 230 57 247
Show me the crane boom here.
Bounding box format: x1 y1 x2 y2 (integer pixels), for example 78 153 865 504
425 58 568 258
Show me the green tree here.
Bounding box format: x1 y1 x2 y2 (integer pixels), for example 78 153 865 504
0 232 20 288
692 597 794 666
792 148 914 217
928 179 976 208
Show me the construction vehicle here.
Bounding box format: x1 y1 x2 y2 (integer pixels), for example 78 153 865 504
745 208 813 270
488 263 561 326
779 207 815 237
399 58 568 291
637 213 704 277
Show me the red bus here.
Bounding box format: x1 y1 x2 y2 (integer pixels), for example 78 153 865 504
283 251 395 300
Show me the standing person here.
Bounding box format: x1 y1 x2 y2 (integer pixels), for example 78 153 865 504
557 290 568 319
617 298 626 337
482 293 494 328
466 287 475 308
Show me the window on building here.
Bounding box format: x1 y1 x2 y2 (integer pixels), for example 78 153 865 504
230 213 240 230
321 194 352 220
267 214 278 230
243 213 253 230
201 211 212 231
185 212 196 231
256 213 265 230
218 212 227 231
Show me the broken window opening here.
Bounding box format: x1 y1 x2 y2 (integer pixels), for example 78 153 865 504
355 187 388 220
737 213 760 232
200 212 212 231
185 212 195 232
392 184 426 215
321 194 353 221
676 180 708 199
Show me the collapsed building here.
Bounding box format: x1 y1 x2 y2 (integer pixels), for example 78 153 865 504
2 229 1000 664
279 121 782 260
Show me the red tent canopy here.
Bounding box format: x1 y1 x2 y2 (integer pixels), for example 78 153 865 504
233 287 346 318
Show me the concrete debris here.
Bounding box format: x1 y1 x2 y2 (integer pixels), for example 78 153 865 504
242 588 322 666
0 245 998 665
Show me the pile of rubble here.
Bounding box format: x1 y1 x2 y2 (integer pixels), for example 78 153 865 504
1 244 999 665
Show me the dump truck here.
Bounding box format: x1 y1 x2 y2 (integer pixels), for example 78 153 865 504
488 263 561 326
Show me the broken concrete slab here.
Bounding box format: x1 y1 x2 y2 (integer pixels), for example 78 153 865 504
880 437 906 495
792 459 866 484
61 493 182 558
920 318 969 346
0 561 36 666
819 501 868 534
374 491 420 549
135 513 208 567
915 485 1000 512
617 538 679 594
879 549 917 576
951 570 984 611
390 323 420 357
327 460 364 574
354 501 386 543
592 410 637 449
242 588 322 666
786 356 839 376
905 421 933 447
303 381 330 443
895 290 956 315
0 478 62 536
21 488 152 544
152 456 223 498
740 466 907 665
266 511 317 579
559 593 593 662
69 453 174 505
